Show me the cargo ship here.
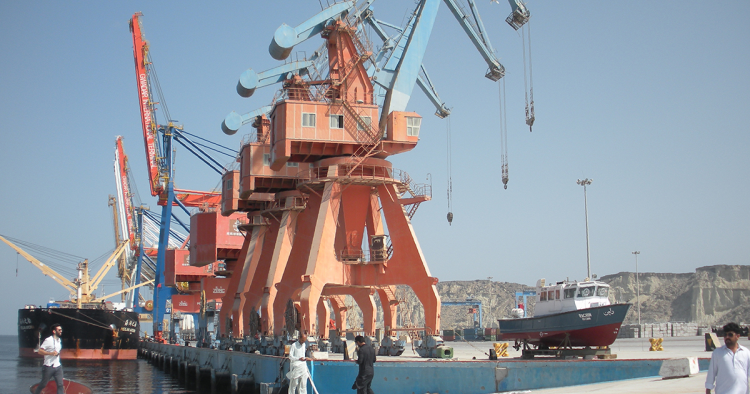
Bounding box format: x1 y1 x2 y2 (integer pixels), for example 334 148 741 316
1 235 150 360
498 278 631 348
18 303 140 360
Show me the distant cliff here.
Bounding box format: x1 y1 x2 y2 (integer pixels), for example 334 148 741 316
601 265 750 325
341 265 749 332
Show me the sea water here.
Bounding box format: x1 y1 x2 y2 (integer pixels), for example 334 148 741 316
0 335 196 394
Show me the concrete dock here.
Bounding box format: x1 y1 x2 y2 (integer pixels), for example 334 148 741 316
138 335 734 393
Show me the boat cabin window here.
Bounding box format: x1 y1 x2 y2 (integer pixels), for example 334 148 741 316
577 286 595 298
597 287 609 297
556 290 560 299
548 290 554 300
564 288 576 299
540 291 547 301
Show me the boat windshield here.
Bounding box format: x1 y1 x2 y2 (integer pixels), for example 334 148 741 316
597 286 609 297
564 288 576 299
577 286 595 298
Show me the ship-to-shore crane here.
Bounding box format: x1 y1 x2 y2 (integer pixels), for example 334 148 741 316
113 135 190 312
130 12 242 341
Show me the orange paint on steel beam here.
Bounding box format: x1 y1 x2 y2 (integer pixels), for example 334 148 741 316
235 218 278 335
230 223 267 335
316 298 331 339
272 190 322 336
257 192 303 334
216 228 253 337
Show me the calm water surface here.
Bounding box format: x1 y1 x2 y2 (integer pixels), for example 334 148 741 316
0 335 196 394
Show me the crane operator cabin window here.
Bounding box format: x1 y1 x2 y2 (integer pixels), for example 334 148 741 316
302 113 316 128
330 114 344 129
406 117 421 136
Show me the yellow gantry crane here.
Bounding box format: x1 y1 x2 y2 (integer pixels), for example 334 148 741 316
0 235 153 308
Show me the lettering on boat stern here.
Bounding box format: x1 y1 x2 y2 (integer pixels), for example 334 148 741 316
604 308 614 316
578 313 592 321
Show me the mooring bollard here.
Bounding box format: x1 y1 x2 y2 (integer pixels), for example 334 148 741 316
231 374 239 394
210 368 217 393
195 365 201 387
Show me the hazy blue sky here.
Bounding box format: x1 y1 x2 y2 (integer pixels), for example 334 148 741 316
1 1 748 335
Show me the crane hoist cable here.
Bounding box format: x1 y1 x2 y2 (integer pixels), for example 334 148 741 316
446 116 453 226
521 20 535 131
499 78 509 189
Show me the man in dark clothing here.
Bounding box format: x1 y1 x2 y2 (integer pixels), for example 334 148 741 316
352 335 376 394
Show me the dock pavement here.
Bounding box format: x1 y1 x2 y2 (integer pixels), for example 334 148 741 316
434 335 743 394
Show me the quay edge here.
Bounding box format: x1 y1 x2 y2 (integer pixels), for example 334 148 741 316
138 341 710 393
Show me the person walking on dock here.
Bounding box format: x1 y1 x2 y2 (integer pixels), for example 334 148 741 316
288 332 312 394
33 323 64 394
352 335 376 394
705 322 750 394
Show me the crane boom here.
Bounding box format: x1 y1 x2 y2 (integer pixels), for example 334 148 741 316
114 136 137 250
0 235 78 296
88 240 130 294
129 12 163 197
91 279 154 303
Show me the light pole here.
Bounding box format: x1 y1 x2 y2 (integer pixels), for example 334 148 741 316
487 276 493 328
577 178 593 280
632 251 641 325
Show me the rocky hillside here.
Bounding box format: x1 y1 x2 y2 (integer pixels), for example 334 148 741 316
601 265 750 325
342 265 750 331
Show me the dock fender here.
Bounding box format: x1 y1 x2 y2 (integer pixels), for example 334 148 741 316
495 366 508 391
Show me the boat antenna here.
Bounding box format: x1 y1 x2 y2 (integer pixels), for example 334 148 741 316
576 178 593 280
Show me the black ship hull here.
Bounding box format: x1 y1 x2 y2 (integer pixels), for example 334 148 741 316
498 303 631 347
18 307 140 360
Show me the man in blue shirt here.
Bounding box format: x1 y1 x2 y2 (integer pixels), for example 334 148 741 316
33 323 64 394
706 322 750 394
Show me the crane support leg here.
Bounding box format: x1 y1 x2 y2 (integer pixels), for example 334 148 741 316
329 295 348 333
317 298 331 339
375 182 441 334
350 289 378 336
258 194 301 334
238 220 277 335
377 286 399 336
236 224 267 335
217 228 255 337
271 192 321 336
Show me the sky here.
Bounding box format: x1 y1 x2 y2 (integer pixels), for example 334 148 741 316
0 1 748 335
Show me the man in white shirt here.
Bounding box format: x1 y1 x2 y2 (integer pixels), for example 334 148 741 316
706 322 750 394
33 323 64 394
287 332 312 394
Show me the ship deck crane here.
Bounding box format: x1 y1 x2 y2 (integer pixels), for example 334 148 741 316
0 235 153 308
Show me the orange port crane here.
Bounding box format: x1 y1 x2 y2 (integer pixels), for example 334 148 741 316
129 12 227 209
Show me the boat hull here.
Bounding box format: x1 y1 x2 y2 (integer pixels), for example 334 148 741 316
30 378 93 394
18 308 140 360
498 303 631 347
